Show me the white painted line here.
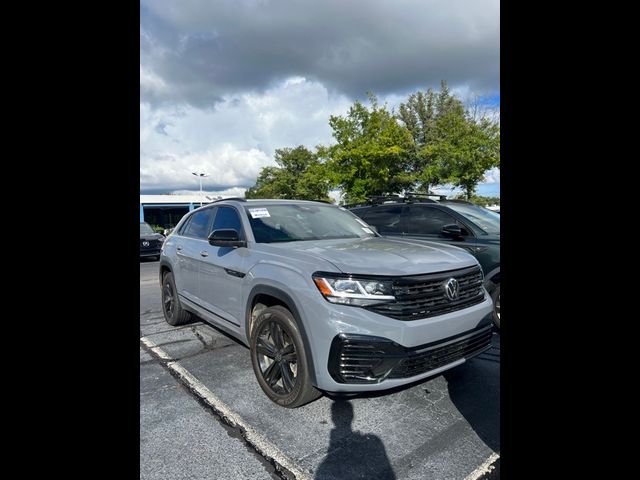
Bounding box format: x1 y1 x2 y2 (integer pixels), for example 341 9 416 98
140 336 313 480
464 452 499 480
140 336 173 361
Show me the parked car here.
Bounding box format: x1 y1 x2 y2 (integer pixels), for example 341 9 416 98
159 198 495 407
349 195 500 328
140 222 165 261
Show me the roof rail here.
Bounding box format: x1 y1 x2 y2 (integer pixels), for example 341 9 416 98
360 193 446 205
405 192 448 201
206 197 247 204
439 198 473 204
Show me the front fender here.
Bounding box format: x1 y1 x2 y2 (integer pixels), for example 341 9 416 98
243 263 323 386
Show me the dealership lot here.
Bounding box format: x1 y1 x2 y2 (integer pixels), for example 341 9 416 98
140 259 500 479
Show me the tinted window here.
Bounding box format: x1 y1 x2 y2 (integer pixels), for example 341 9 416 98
177 216 192 236
212 207 243 235
182 209 213 239
358 205 405 235
406 206 459 235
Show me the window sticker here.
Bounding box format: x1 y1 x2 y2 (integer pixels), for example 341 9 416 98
248 208 271 218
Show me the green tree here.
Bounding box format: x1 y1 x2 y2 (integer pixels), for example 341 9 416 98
321 95 415 204
397 81 500 198
244 146 333 201
453 193 500 206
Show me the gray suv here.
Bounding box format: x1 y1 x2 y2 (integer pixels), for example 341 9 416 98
159 199 494 407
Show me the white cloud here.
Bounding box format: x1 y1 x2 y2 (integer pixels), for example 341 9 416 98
140 77 353 193
482 167 500 184
140 65 168 94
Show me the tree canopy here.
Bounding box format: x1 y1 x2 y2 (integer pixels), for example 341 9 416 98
244 82 500 203
244 146 332 201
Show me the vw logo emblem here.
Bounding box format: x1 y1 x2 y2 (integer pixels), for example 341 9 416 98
142 241 150 247
444 278 459 301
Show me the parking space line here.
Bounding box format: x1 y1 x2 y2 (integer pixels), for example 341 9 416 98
464 452 499 480
140 336 313 480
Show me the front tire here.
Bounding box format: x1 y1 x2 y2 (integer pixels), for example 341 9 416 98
491 285 500 329
250 305 321 408
161 272 192 326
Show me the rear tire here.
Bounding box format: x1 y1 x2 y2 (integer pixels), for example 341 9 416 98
250 305 321 408
491 285 500 329
161 272 192 326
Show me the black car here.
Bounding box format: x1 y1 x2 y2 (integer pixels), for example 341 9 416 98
349 194 500 328
140 222 165 260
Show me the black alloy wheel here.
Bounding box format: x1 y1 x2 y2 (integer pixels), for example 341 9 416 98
250 305 321 407
256 321 298 395
161 272 192 326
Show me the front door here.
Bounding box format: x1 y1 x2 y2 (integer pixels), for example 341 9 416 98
198 206 248 327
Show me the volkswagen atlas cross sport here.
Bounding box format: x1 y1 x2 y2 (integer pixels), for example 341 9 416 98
159 198 495 407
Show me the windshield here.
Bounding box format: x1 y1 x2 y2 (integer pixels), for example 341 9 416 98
140 223 155 235
444 203 500 235
245 204 377 243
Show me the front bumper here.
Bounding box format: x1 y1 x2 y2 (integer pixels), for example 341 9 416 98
140 248 161 257
296 285 494 392
328 320 493 385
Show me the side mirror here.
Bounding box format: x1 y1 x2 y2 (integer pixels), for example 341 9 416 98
441 224 464 238
208 229 247 248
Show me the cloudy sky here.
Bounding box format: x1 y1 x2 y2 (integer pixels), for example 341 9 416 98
140 0 500 198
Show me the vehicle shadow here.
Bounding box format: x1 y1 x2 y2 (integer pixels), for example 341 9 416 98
443 332 500 452
324 332 501 455
315 400 396 480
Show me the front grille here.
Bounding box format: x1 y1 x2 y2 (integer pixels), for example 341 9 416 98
327 322 493 384
140 239 161 250
367 265 484 320
388 325 493 379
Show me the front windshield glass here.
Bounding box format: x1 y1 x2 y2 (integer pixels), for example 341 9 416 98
445 203 500 235
245 204 376 243
140 223 155 235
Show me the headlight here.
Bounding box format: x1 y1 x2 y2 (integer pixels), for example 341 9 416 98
312 274 395 306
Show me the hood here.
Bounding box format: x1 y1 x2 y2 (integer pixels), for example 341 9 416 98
140 233 164 241
267 237 478 276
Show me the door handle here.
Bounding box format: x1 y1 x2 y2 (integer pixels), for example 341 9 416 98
200 251 209 257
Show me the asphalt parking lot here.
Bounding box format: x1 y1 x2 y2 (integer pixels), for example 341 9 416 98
140 258 500 480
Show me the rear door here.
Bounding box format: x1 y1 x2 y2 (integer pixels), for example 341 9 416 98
356 205 407 236
174 207 215 303
197 206 247 327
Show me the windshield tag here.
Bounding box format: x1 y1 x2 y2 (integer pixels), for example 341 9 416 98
249 208 271 218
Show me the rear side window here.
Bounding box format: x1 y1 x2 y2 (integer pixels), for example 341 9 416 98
211 207 243 235
406 206 459 235
182 209 214 239
358 205 406 235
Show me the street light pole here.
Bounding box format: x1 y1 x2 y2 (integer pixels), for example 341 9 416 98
191 172 209 206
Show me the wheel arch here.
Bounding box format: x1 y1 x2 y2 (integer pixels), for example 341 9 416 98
245 285 318 386
483 266 500 293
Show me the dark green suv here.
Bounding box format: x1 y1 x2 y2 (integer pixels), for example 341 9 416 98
349 195 500 328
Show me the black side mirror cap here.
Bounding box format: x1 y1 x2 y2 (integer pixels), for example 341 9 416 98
441 224 463 238
208 229 247 248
